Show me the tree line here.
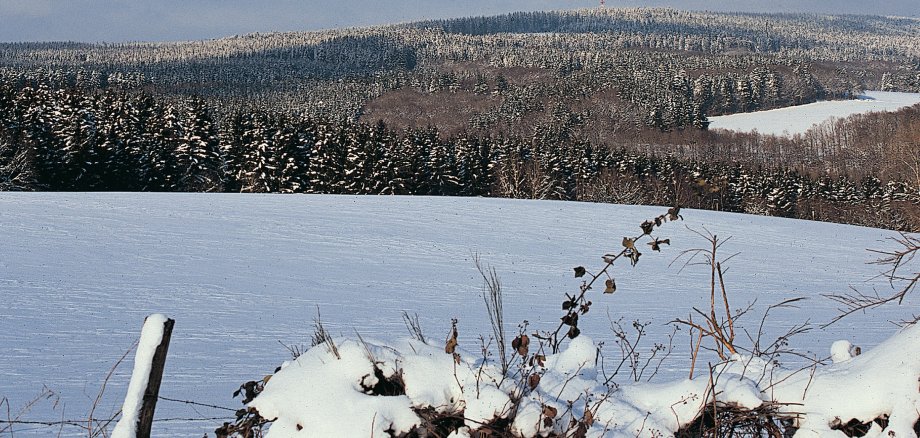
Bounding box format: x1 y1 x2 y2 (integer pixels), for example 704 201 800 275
1 82 916 231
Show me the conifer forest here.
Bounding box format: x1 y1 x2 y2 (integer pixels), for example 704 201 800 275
1 9 918 230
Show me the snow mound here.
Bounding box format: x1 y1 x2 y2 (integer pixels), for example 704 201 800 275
250 324 920 437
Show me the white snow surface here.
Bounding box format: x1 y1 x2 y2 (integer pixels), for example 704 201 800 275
0 193 912 436
707 91 920 137
111 313 168 438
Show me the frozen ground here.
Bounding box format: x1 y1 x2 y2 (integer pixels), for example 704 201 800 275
707 90 920 136
0 194 909 436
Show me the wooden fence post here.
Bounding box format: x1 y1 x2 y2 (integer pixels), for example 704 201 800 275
136 317 174 438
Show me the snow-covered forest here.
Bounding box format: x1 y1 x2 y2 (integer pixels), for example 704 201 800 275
1 80 918 230
1 10 918 233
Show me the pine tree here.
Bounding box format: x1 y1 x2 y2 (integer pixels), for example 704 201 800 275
176 97 223 192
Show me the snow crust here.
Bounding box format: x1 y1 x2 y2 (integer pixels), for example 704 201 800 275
253 326 920 437
708 91 920 136
111 313 168 438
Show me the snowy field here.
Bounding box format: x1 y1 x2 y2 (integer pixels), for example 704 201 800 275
0 194 909 436
707 90 920 136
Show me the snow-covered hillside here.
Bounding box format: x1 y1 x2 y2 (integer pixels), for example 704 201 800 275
708 91 920 136
0 194 909 436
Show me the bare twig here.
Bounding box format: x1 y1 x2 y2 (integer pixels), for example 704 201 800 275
400 311 426 344
312 306 340 360
475 254 508 375
823 232 919 327
87 340 137 437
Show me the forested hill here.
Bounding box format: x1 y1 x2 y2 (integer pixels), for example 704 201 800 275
1 8 918 133
0 9 918 231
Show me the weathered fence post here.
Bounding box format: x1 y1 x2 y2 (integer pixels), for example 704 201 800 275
137 317 174 438
111 314 175 438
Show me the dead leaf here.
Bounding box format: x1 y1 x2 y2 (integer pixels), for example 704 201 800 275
628 249 641 266
445 320 458 354
622 237 635 250
445 337 457 354
573 266 586 278
648 238 670 252
528 373 541 390
532 354 546 367
604 278 616 294
668 205 682 221
640 220 654 235
584 409 595 427
512 334 530 356
542 405 558 427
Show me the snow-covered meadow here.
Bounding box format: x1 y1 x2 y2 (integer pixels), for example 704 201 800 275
0 194 912 436
707 91 920 136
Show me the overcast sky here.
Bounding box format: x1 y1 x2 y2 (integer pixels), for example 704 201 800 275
1 0 917 43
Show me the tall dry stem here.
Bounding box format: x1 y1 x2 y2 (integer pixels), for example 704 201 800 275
475 254 508 375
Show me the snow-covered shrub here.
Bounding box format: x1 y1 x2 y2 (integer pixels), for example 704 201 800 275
241 323 920 437
224 209 920 437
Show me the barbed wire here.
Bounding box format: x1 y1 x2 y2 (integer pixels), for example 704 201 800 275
0 396 237 434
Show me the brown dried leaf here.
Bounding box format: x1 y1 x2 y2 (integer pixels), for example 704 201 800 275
584 409 595 427
628 250 641 266
648 238 671 252
534 354 546 367
622 237 635 250
604 278 616 294
528 373 541 390
516 334 530 356
668 205 682 221
573 266 586 278
445 322 459 354
640 220 654 235
567 326 581 339
542 405 558 427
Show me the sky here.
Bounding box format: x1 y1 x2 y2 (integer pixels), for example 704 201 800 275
0 0 917 43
